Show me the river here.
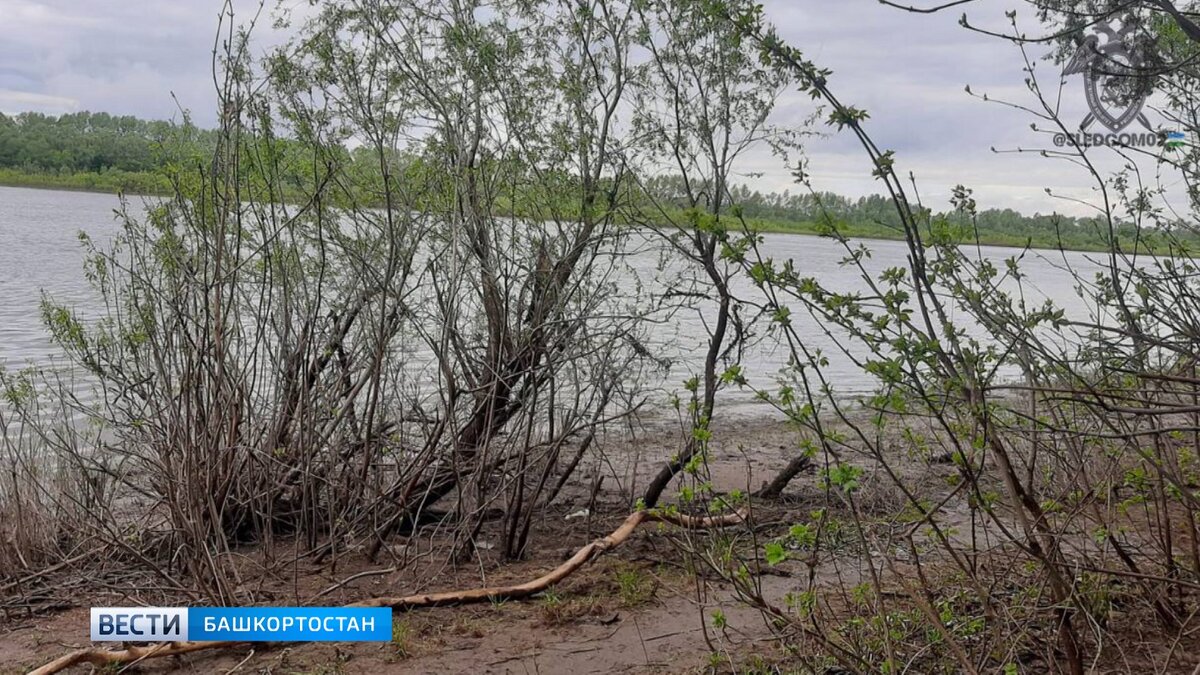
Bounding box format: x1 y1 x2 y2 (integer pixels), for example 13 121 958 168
0 185 1112 413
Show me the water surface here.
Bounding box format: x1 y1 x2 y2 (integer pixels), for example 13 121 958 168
0 185 1113 410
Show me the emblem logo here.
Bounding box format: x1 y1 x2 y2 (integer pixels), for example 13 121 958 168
1063 20 1154 133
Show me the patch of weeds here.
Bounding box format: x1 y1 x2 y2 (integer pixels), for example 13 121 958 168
449 614 486 638
704 650 786 674
538 591 612 625
711 608 727 630
614 563 656 607
737 654 777 674
389 619 412 660
1077 571 1116 625
540 588 561 607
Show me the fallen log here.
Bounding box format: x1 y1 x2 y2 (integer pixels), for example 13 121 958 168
29 508 747 675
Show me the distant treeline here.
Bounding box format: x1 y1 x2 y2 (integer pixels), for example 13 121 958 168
0 111 183 174
0 111 200 194
719 183 1185 252
0 111 1189 253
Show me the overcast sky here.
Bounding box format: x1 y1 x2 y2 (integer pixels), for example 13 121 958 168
0 0 1179 217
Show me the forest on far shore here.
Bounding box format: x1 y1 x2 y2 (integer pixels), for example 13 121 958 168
0 109 1185 252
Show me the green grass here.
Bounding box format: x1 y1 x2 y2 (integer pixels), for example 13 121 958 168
0 167 171 196
614 564 656 607
390 619 412 659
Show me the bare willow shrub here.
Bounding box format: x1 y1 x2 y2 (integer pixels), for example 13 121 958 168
279 0 661 562
5 0 659 602
625 0 806 508
666 5 1200 674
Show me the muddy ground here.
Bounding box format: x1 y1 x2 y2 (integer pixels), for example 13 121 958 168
6 408 1200 673
1 412 836 675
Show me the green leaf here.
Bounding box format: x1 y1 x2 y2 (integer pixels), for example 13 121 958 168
765 541 788 566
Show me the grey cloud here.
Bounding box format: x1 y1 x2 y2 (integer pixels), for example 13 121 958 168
0 0 1175 216
1 0 293 122
759 1 1180 216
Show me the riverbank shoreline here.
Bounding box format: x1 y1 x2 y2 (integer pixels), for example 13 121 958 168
0 170 169 198
0 412 807 674
0 178 1139 255
5 398 1198 673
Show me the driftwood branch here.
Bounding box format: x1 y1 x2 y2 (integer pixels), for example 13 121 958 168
29 509 747 675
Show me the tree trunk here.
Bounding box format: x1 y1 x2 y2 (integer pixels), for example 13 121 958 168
755 454 812 500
